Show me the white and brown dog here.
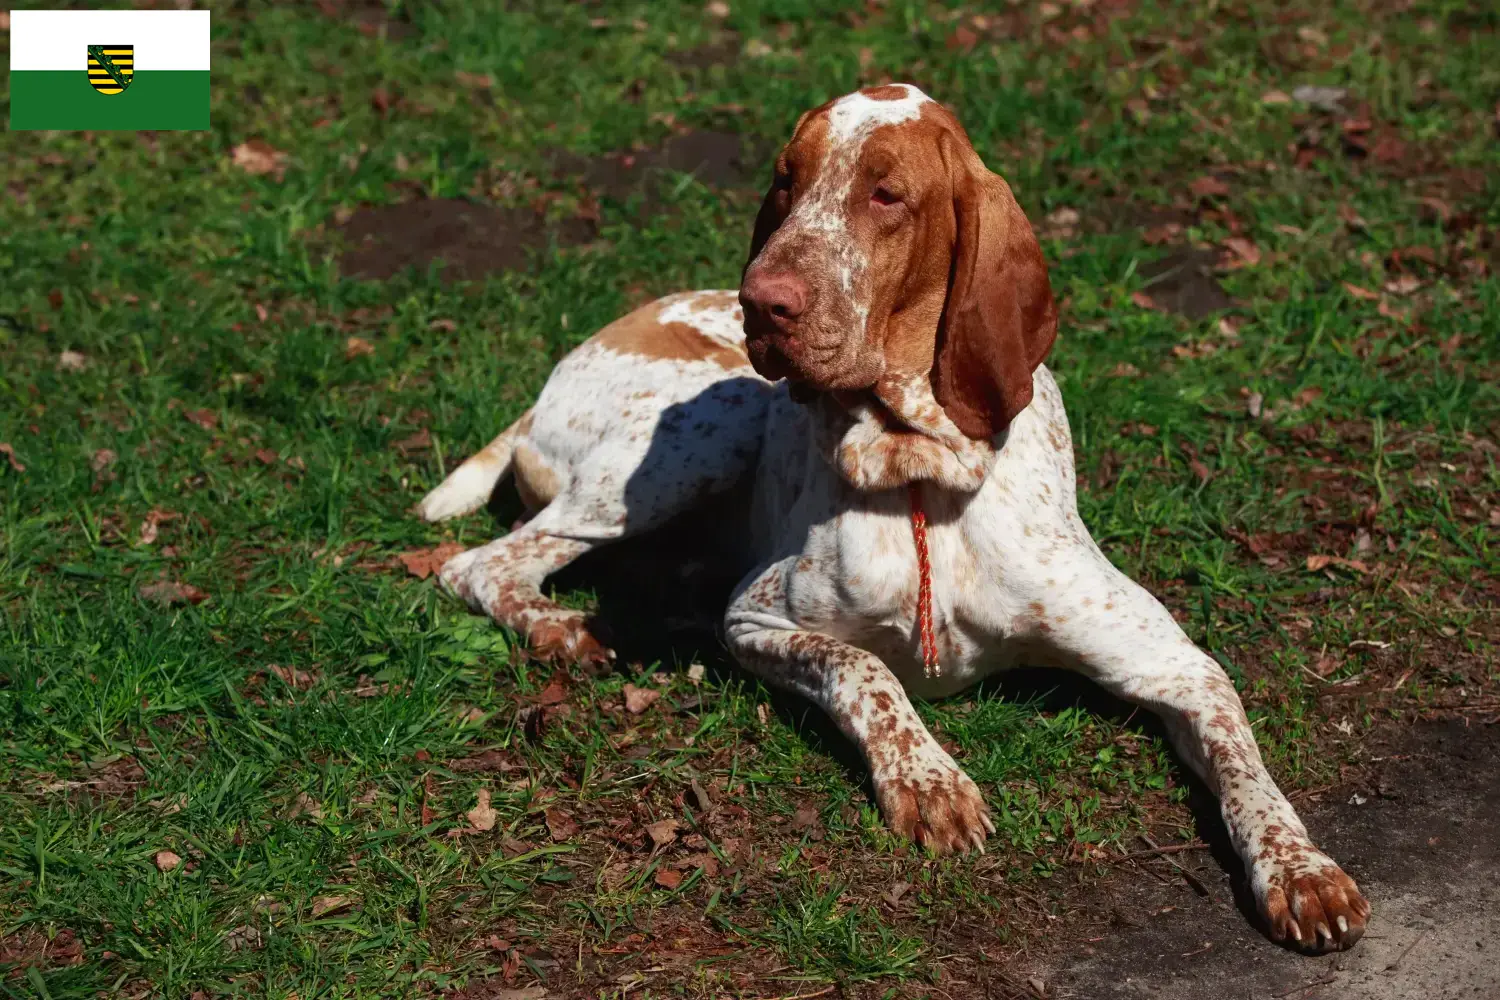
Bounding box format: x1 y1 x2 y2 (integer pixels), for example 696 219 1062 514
418 85 1370 952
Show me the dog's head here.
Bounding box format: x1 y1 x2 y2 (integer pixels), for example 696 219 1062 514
740 84 1057 440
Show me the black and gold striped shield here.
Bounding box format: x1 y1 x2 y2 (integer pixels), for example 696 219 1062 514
86 45 134 95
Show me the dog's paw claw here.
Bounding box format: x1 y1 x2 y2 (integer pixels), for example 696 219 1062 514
1262 862 1369 953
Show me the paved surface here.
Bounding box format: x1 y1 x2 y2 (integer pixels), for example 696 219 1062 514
1038 720 1500 1000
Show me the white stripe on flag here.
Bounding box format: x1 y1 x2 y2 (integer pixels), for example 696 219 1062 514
9 10 211 72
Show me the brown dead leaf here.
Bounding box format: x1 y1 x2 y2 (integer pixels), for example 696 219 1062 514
57 349 89 372
1261 89 1292 105
1343 282 1380 301
288 792 325 821
1108 362 1141 377
622 683 661 715
1142 222 1182 245
0 443 25 473
269 663 319 691
230 139 288 180
645 818 680 849
544 806 578 841
138 580 209 606
398 542 464 580
154 850 181 872
1220 237 1262 267
344 336 375 360
254 448 279 465
225 925 263 952
1307 554 1370 574
535 673 570 706
90 449 118 479
310 895 355 918
1384 275 1422 297
393 428 431 456
183 408 217 431
1189 176 1230 199
1130 291 1158 310
791 802 823 838
467 788 498 832
454 70 493 89
654 868 684 890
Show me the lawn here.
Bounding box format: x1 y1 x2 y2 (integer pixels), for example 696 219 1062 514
1 1 1496 997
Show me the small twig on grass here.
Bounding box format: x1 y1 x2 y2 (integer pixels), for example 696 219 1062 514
1273 974 1338 998
1385 928 1428 972
1113 840 1207 862
1137 834 1210 896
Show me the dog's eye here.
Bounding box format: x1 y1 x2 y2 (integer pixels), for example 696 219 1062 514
871 185 900 207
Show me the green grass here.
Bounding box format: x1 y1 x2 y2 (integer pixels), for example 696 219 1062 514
1 0 1497 996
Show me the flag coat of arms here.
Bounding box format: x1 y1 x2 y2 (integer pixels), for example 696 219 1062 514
9 9 210 131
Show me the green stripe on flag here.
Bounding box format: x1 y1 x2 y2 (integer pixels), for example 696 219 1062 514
10 71 209 131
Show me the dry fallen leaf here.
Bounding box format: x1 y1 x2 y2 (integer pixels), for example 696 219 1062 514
231 139 288 180
225 925 263 952
1220 237 1262 267
0 443 25 473
398 542 465 580
454 70 493 89
92 449 118 474
645 818 680 848
310 895 355 918
654 868 684 890
269 663 319 691
467 788 498 832
1130 291 1158 310
1384 275 1422 297
1260 89 1291 105
1108 362 1141 377
154 850 181 872
1142 222 1182 245
1189 176 1230 199
622 683 660 715
687 662 706 684
705 0 730 18
344 336 375 360
545 806 578 841
57 349 89 372
1343 282 1380 301
288 792 325 821
183 408 217 431
138 580 209 606
393 428 432 456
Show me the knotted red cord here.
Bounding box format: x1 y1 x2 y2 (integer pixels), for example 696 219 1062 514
907 482 940 678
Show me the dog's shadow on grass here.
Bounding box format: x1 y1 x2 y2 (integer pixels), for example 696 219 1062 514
538 505 1264 939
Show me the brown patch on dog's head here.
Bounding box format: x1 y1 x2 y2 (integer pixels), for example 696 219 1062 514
740 85 1054 438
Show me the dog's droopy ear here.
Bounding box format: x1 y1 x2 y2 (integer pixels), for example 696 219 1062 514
932 153 1057 441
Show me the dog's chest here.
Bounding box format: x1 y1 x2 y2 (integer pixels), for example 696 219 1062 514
784 483 1031 695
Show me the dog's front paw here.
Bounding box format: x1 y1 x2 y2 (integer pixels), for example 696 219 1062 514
1258 853 1371 952
527 614 615 668
873 757 994 856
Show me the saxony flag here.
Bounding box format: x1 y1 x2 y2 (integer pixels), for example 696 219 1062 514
9 9 210 131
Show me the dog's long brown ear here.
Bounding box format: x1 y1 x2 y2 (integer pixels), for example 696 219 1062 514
744 177 787 276
932 156 1057 440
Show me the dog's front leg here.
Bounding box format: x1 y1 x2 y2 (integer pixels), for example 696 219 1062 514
1031 547 1371 951
725 559 994 854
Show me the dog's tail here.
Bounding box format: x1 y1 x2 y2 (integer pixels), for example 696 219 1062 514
416 409 531 522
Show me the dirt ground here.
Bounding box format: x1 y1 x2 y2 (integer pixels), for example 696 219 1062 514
1034 720 1500 1000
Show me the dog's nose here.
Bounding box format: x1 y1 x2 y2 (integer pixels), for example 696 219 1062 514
740 271 810 329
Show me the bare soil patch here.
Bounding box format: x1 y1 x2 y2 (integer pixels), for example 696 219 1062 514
335 200 596 282
548 129 764 202
1036 720 1500 1000
1138 247 1234 320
